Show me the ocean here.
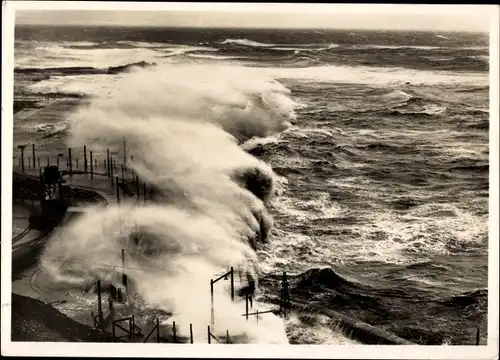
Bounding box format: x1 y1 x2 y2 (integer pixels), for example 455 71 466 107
13 25 489 345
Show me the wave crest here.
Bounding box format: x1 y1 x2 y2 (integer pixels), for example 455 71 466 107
41 63 296 343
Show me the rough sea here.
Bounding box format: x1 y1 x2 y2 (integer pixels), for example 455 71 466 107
13 25 489 345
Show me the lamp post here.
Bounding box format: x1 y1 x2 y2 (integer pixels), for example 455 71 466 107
210 267 234 327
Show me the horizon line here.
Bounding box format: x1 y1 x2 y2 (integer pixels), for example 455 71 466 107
14 23 489 34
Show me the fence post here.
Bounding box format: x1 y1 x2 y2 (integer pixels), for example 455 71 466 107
38 157 40 168
143 183 147 205
156 317 160 343
76 158 79 168
172 321 177 343
19 145 26 173
476 328 480 345
230 267 234 301
121 249 128 293
84 145 88 173
210 279 214 327
68 148 72 176
97 280 103 328
121 163 125 184
129 316 133 339
226 330 230 344
32 144 36 168
256 310 259 325
136 176 140 202
190 323 193 344
116 176 120 204
245 293 249 320
106 148 110 176
123 137 127 167
90 151 94 179
110 157 114 187
207 326 211 344
112 321 116 337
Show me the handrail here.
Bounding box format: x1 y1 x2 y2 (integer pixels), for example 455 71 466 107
114 322 130 334
114 316 132 323
241 309 277 317
143 325 157 343
210 333 221 343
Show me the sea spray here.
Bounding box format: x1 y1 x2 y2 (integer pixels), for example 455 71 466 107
70 63 296 142
40 63 297 343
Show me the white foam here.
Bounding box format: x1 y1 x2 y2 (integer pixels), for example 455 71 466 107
257 64 489 86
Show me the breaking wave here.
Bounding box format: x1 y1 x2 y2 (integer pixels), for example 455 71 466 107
40 63 298 343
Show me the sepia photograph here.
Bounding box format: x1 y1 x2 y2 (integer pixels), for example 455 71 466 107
1 2 499 358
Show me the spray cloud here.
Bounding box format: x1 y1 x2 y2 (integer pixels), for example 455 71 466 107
41 63 297 343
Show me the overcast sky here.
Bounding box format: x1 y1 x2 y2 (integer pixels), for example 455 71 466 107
14 4 494 32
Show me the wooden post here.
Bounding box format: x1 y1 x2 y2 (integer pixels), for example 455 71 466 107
37 157 40 168
110 157 114 187
76 158 79 168
32 144 36 168
143 183 147 205
20 146 25 173
112 321 116 337
116 176 120 204
18 156 21 168
245 293 249 320
136 176 140 202
476 328 480 345
106 148 110 176
172 321 177 343
156 318 160 343
121 163 125 183
226 330 230 344
103 159 106 170
256 310 259 325
121 249 127 290
189 323 193 343
95 158 97 170
84 145 88 173
66 157 68 168
207 326 211 344
68 148 72 175
230 267 234 301
90 151 93 179
129 316 133 339
97 280 103 327
210 280 214 326
123 137 127 167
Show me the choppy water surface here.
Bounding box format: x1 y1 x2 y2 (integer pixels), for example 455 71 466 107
13 26 489 344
